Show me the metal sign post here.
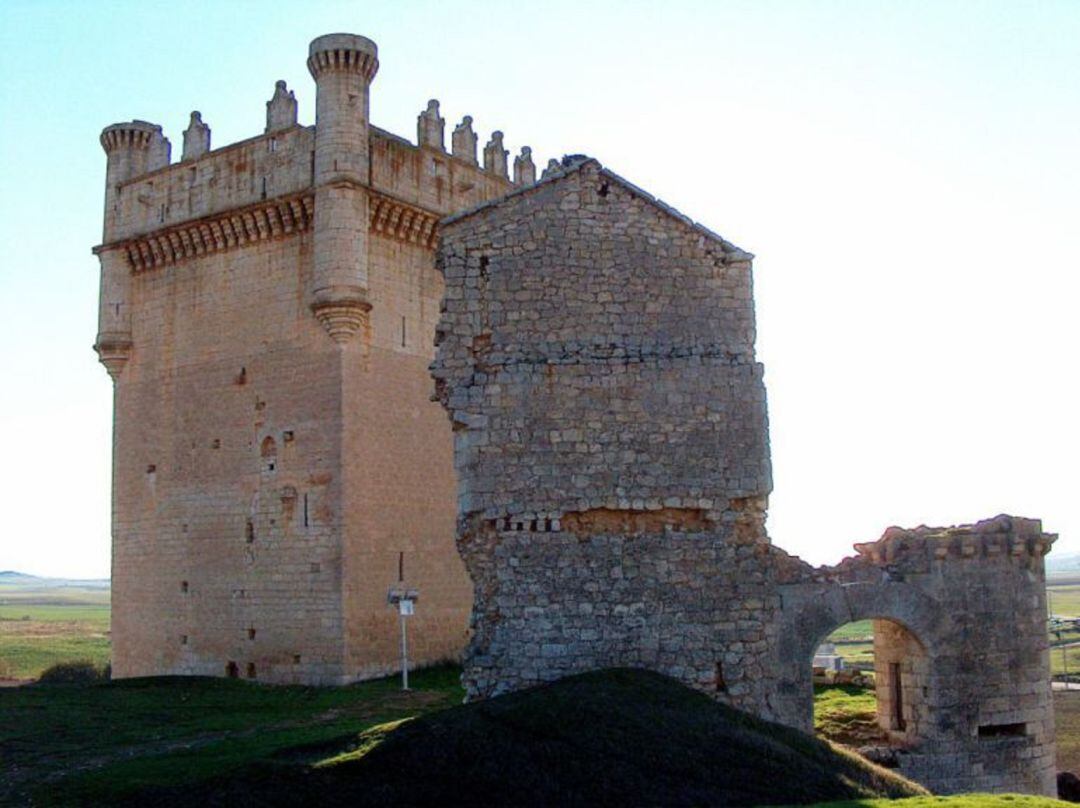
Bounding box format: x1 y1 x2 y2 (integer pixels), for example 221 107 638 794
388 586 418 691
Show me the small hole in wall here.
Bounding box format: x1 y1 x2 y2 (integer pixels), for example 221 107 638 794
310 562 321 573
979 722 1027 738
598 182 609 198
716 662 727 692
248 628 256 641
293 654 302 664
180 634 188 645
283 430 294 443
181 580 189 593
246 663 257 679
146 464 156 474
236 367 247 386
211 438 221 449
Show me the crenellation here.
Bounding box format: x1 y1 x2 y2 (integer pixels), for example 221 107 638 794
417 99 445 150
181 111 211 162
513 146 536 186
452 115 478 165
266 80 298 133
482 130 509 178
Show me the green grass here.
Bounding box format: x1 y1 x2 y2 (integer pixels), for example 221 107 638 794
828 620 873 641
0 584 110 680
0 664 463 805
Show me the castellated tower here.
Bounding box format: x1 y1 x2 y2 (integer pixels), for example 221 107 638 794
93 33 533 683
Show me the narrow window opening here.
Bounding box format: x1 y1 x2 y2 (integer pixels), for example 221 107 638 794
398 551 405 583
245 519 255 543
226 661 239 678
716 662 727 692
303 493 309 527
236 367 247 386
401 316 407 347
248 628 256 640
159 204 165 222
189 167 197 185
979 722 1027 738
180 580 189 593
246 662 256 679
180 634 188 645
890 662 906 731
283 430 294 442
269 138 277 153
260 177 267 199
598 182 610 198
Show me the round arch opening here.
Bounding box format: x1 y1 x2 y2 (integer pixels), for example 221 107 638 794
812 617 929 757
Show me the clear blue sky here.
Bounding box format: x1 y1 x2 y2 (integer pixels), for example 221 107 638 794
0 0 1077 578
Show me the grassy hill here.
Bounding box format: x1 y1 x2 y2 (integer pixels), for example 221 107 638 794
2 667 926 806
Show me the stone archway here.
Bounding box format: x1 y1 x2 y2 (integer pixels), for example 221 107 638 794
772 578 944 737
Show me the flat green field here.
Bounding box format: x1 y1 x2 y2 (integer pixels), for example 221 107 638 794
0 581 110 680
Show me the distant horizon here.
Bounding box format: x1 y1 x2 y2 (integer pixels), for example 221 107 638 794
1 0 1076 578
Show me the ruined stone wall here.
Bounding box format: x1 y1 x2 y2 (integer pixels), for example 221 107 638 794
433 160 1057 795
97 34 523 684
432 159 774 701
774 518 1056 794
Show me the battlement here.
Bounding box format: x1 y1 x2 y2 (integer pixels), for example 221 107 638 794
97 33 538 253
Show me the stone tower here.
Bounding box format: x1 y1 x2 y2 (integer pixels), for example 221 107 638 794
93 33 535 683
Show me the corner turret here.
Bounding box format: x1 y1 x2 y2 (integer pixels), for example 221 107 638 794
95 120 169 379
307 33 379 344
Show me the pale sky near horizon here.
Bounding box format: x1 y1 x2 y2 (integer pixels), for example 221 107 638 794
0 0 1076 579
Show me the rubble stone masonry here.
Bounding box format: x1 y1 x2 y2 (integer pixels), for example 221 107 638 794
433 158 1057 795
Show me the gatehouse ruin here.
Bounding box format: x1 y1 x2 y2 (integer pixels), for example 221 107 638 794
431 157 1057 794
94 31 1056 796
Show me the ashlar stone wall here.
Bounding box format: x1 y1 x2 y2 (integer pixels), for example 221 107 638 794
433 158 1057 795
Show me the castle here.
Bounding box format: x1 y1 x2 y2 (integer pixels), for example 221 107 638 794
93 33 531 683
96 33 1056 796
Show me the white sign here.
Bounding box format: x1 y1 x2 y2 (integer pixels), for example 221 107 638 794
399 599 415 616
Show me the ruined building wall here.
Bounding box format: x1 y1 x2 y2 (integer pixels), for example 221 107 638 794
96 33 530 683
433 160 1056 795
432 159 777 701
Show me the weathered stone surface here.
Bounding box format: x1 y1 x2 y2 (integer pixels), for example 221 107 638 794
94 33 519 686
432 159 1057 796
